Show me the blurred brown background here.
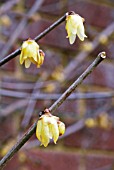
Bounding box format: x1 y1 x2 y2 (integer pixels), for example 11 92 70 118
0 0 114 170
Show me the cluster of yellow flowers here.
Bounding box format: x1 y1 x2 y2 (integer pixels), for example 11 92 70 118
19 11 87 147
85 113 112 130
19 11 87 68
20 39 45 68
36 109 65 147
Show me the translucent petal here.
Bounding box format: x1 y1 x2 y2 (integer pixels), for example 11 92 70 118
31 46 38 62
30 57 37 65
70 15 79 27
65 19 71 37
36 120 42 142
69 33 76 44
58 121 65 136
50 120 59 144
22 41 28 48
41 123 50 147
20 51 24 64
77 23 87 41
48 124 53 139
25 58 31 68
37 53 44 68
69 18 77 34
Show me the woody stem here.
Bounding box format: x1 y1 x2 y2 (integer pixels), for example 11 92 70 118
0 52 106 169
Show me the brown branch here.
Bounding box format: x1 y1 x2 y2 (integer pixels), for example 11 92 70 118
0 52 106 169
0 13 66 66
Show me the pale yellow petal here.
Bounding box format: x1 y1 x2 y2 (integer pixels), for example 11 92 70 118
66 19 73 37
58 121 65 136
37 50 45 67
77 23 87 41
48 124 53 139
41 123 50 147
20 51 24 64
69 33 76 44
70 15 81 27
25 58 31 68
50 120 59 144
22 41 28 48
36 120 42 141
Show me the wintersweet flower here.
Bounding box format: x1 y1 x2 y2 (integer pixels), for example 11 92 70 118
36 109 65 147
65 12 87 44
20 39 45 68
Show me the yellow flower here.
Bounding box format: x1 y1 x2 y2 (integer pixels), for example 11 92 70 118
36 109 65 147
65 12 87 44
20 39 45 68
85 118 97 128
97 113 112 130
58 121 65 136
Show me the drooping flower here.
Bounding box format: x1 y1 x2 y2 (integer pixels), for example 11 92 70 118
36 109 65 147
65 11 87 44
20 39 45 68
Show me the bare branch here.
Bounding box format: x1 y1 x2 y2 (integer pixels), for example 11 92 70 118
0 13 66 66
0 52 106 169
49 52 106 112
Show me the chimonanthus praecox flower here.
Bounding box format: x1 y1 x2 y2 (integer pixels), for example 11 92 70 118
36 109 65 147
20 39 45 68
65 11 87 44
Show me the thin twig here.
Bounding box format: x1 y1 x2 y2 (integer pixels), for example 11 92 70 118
21 80 42 129
0 13 66 66
0 81 46 90
1 89 112 118
0 52 106 169
0 0 21 15
49 52 106 112
17 76 49 129
1 89 114 100
1 100 28 117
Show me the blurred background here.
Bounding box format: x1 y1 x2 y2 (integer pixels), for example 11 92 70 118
0 0 114 170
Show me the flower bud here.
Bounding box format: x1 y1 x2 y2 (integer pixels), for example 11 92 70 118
20 39 45 68
58 121 65 136
65 12 87 44
36 109 65 147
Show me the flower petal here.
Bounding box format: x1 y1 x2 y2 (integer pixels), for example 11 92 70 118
77 23 87 41
41 123 50 147
58 121 65 136
20 51 24 64
25 58 31 68
69 33 76 44
36 120 42 142
50 120 59 144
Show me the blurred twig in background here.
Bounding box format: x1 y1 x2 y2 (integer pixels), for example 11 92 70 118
0 0 21 16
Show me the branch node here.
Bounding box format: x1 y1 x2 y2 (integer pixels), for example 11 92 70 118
99 51 106 59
